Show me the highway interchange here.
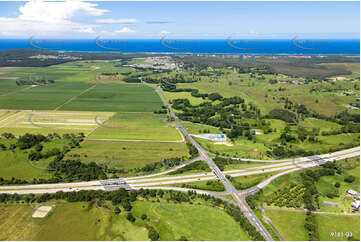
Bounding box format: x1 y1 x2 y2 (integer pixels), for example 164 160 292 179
0 86 359 241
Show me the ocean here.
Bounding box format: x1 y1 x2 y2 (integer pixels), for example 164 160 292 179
0 38 359 55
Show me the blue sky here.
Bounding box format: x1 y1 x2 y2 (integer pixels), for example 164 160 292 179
0 1 359 38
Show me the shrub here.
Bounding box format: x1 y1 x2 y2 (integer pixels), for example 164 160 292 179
344 175 355 183
148 227 160 241
114 207 121 214
126 213 136 222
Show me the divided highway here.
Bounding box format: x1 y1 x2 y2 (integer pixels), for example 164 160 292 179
0 84 359 240
156 86 274 240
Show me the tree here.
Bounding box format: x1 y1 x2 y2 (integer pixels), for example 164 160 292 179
334 182 340 188
114 207 121 214
179 236 188 241
141 214 147 220
126 213 136 222
148 227 160 241
122 201 133 211
344 175 355 183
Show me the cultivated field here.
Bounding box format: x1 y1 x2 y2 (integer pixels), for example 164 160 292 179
65 140 188 171
89 112 182 141
60 83 162 112
0 109 114 136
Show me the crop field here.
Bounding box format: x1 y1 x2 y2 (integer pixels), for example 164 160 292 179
59 83 162 112
0 81 92 110
65 140 188 171
0 79 24 95
0 82 161 112
0 109 114 137
0 61 136 84
89 112 182 141
0 201 249 241
265 209 360 241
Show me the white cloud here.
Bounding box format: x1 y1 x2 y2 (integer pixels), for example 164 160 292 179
0 0 108 37
114 27 136 34
96 18 136 24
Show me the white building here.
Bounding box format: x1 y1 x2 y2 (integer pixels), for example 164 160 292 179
251 129 264 135
347 189 358 196
194 133 227 142
351 200 360 209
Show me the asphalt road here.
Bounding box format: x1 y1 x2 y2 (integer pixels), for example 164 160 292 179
0 84 360 240
156 86 274 241
1 149 358 193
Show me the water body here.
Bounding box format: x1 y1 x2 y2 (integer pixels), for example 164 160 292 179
0 38 359 54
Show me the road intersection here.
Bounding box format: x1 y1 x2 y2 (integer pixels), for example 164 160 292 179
0 85 359 240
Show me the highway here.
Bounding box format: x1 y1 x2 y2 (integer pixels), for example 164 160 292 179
1 148 358 193
156 86 274 240
0 84 359 240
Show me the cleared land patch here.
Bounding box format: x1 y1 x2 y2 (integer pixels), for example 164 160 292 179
89 112 181 141
32 206 52 218
66 140 188 170
0 109 114 137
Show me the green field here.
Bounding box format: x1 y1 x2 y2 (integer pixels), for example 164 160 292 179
194 116 359 159
316 158 360 213
264 209 308 241
66 140 189 171
265 209 360 241
172 179 226 192
0 201 250 241
60 83 162 112
156 62 359 117
89 112 181 141
0 139 69 180
316 213 360 241
0 82 92 110
0 79 25 95
0 110 114 137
